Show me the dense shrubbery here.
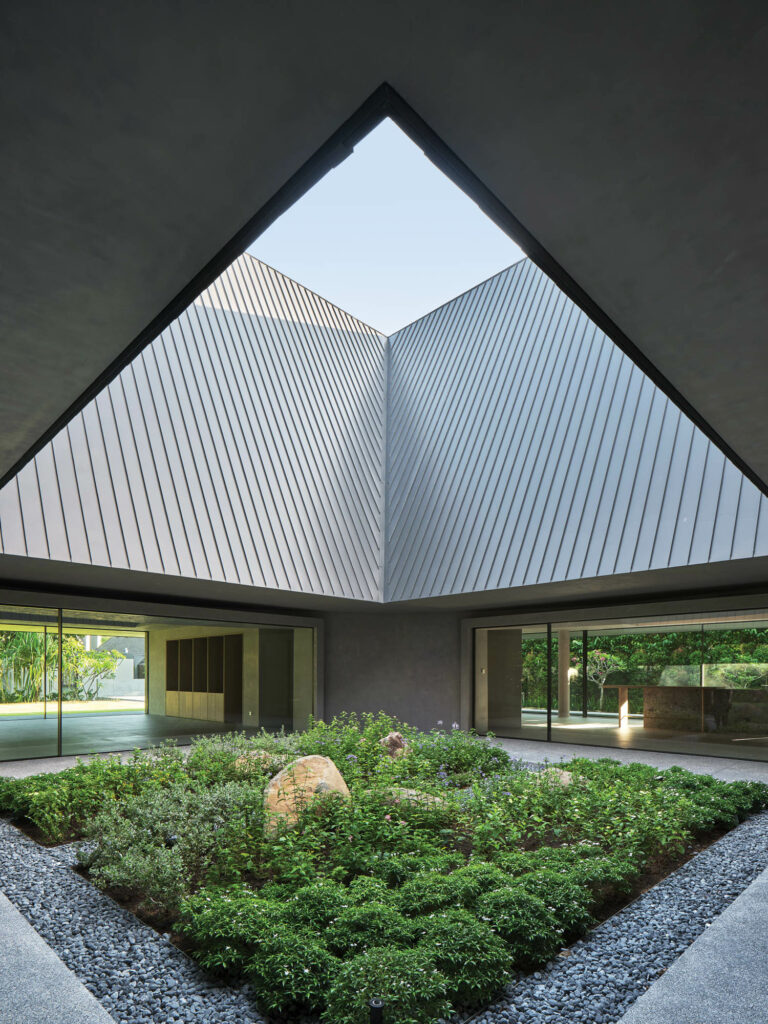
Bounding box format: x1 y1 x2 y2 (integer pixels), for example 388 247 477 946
2 714 767 1024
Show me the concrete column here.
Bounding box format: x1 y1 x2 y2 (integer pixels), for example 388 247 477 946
558 629 571 719
488 628 522 731
292 627 315 732
474 628 489 734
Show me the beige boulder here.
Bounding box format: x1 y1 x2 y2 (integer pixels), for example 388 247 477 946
264 755 350 827
379 731 409 758
384 786 443 807
537 766 573 787
234 750 274 775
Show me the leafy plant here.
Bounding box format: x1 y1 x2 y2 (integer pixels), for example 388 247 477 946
477 886 562 966
416 908 511 1004
247 930 337 1015
4 718 768 1024
322 947 450 1024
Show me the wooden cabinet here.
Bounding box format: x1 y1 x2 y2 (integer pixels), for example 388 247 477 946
165 634 243 722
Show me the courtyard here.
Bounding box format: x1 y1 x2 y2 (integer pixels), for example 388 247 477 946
2 725 768 1024
3 5 768 1022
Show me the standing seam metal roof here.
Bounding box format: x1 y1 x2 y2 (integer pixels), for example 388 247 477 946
1 255 766 603
384 260 768 600
0 256 387 601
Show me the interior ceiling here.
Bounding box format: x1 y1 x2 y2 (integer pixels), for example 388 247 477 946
3 2 768 494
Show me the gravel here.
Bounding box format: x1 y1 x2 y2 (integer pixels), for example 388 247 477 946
1 811 768 1024
470 809 768 1024
0 820 264 1024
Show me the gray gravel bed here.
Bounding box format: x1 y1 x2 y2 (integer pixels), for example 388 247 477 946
0 819 264 1024
2 811 768 1024
472 809 768 1024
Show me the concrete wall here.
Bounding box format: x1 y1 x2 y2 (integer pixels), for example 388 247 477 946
322 611 463 731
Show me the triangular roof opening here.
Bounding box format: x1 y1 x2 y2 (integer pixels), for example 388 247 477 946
249 118 525 336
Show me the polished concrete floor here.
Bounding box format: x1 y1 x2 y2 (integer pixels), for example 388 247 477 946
0 712 251 762
497 710 768 762
494 736 768 782
3 707 768 769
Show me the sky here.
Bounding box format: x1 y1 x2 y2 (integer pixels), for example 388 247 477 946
248 118 525 336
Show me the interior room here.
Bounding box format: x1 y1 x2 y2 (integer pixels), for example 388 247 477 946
474 609 768 761
0 603 317 762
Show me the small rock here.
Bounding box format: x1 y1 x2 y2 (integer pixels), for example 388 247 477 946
233 750 274 775
379 731 409 758
537 766 574 787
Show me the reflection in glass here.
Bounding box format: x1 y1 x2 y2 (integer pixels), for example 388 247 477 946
702 622 768 741
475 612 768 761
0 606 59 760
0 602 317 762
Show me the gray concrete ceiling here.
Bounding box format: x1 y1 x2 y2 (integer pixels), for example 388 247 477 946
3 1 768 493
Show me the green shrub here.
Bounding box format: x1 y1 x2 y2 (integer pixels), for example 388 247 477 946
367 850 463 886
403 727 510 786
323 947 450 1024
416 908 511 1005
447 861 511 903
81 780 264 916
0 746 187 843
518 869 594 937
325 903 416 955
346 875 394 904
477 886 562 966
279 879 352 929
247 930 338 1015
296 712 407 787
178 885 283 973
397 871 464 915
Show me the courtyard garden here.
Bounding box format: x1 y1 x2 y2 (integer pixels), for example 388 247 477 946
1 714 768 1024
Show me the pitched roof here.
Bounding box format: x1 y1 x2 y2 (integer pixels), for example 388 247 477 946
1 256 766 604
385 260 768 600
0 256 386 601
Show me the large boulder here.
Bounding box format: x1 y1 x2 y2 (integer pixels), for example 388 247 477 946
264 754 350 828
379 731 409 758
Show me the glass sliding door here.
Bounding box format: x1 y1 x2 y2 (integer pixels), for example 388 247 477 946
700 619 768 759
0 602 318 763
472 609 768 762
0 605 59 761
474 624 553 740
59 610 147 757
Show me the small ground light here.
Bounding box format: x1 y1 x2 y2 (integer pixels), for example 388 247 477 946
369 996 384 1024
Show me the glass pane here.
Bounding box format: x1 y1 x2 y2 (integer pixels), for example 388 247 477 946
473 624 552 741
57 607 317 757
0 605 59 761
701 620 768 757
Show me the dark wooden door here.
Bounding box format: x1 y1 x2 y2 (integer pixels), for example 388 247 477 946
259 629 293 731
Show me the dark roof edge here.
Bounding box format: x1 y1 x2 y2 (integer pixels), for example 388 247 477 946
0 84 392 494
3 80 766 509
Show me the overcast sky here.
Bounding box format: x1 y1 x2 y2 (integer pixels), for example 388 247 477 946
248 118 525 336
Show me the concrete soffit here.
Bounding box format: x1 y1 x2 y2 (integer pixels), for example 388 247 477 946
4 82 766 506
2 86 768 608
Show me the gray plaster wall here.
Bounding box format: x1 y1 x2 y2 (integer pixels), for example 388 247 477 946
322 611 463 731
